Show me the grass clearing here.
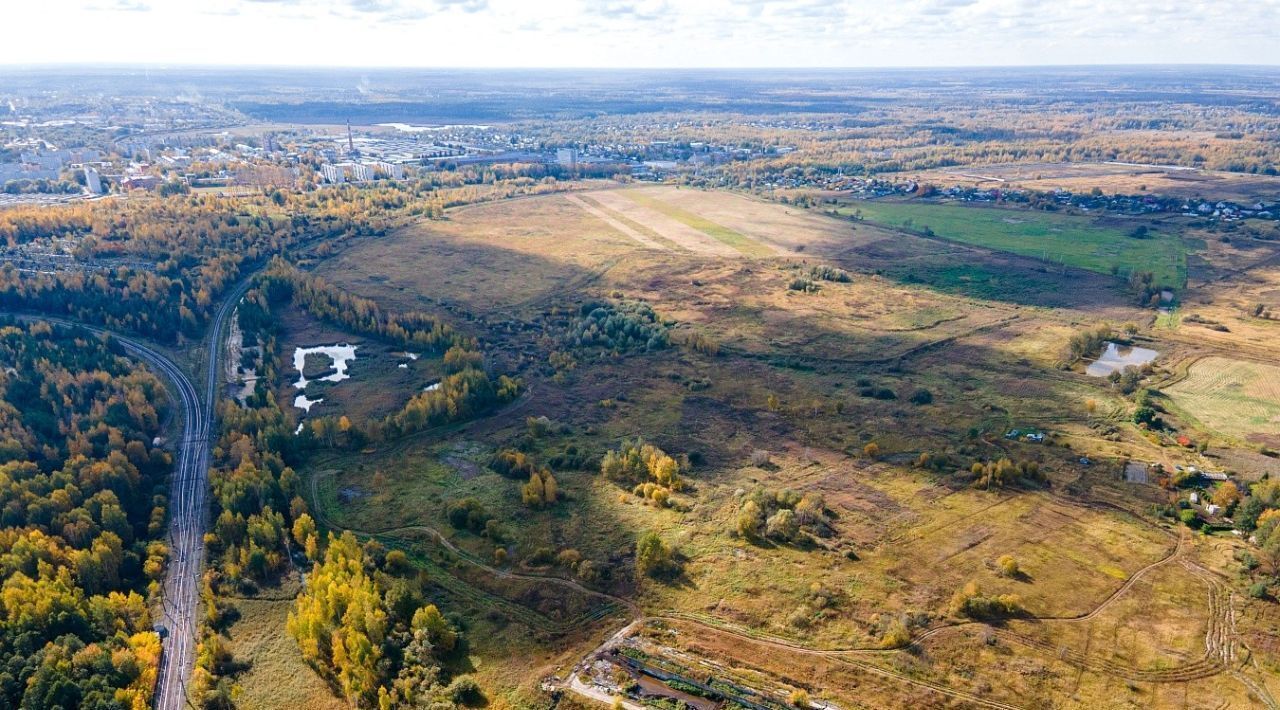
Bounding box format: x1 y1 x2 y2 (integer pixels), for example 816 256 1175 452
842 200 1187 287
1166 356 1280 443
222 595 346 710
621 190 779 257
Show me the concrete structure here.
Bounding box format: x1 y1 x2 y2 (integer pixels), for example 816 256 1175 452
321 161 402 184
320 162 374 184
83 166 103 194
556 148 579 169
366 161 403 179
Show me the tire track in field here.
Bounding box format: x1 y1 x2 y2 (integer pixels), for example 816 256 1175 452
588 189 742 257
566 193 675 251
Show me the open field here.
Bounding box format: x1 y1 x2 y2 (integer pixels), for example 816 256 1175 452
313 192 641 318
1165 356 1280 445
840 199 1187 287
273 188 1280 708
221 593 347 710
616 189 784 257
909 161 1280 203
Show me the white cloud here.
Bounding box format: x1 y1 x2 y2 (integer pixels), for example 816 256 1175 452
3 0 1278 66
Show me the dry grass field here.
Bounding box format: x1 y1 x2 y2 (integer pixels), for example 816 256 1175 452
908 161 1280 203
1166 356 1280 445
220 591 348 710
262 187 1280 708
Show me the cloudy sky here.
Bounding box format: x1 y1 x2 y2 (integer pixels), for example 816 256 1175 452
7 0 1279 67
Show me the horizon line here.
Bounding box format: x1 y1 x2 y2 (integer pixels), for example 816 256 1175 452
2 62 1279 72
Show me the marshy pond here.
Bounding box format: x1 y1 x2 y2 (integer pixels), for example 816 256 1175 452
293 343 358 389
1086 342 1159 377
290 343 359 420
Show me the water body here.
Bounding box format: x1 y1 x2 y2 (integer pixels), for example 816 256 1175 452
376 122 491 132
293 393 323 412
1086 342 1159 377
292 344 358 389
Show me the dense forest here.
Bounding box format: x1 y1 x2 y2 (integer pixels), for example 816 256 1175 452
0 319 171 708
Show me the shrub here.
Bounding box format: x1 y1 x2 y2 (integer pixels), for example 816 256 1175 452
737 500 766 539
446 498 492 533
766 508 800 541
636 531 676 579
997 554 1020 578
1133 406 1162 428
909 388 933 405
949 581 1022 619
880 618 912 649
446 676 484 705
809 264 852 283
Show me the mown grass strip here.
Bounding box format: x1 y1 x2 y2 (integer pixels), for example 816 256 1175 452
576 193 686 251
624 190 775 257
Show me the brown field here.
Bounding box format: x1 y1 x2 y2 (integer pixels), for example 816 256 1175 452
908 160 1280 202
265 187 1280 708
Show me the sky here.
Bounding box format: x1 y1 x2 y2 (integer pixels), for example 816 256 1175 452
6 0 1279 68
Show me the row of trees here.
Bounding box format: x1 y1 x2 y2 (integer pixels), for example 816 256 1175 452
259 260 476 354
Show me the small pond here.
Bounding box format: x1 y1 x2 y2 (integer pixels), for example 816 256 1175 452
292 343 358 389
1086 342 1159 377
293 393 323 412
